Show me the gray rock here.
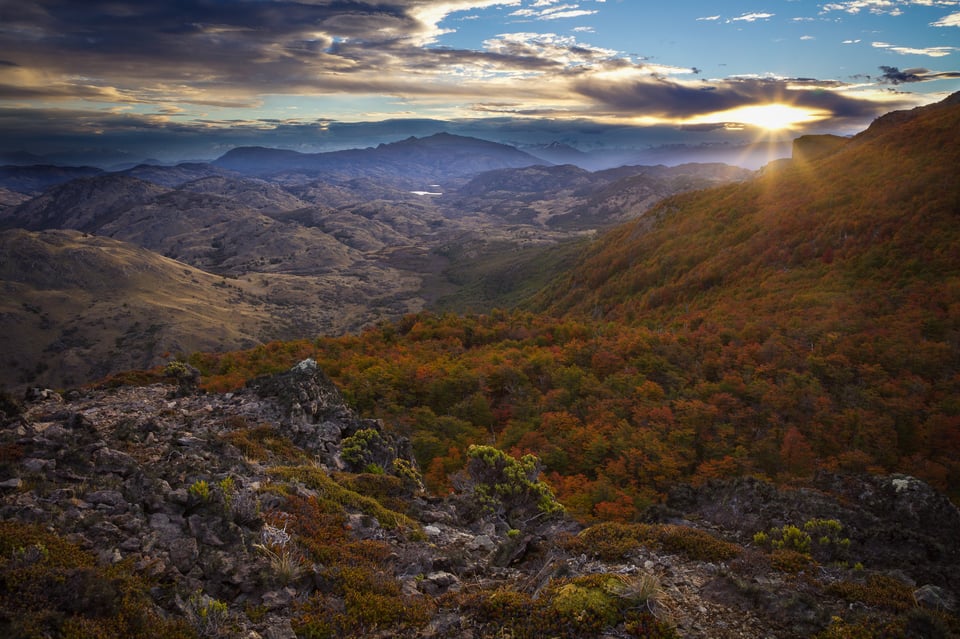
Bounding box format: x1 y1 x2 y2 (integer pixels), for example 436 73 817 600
0 477 22 489
420 570 461 595
22 457 55 473
169 536 199 573
92 447 137 476
468 534 496 552
914 584 956 611
85 489 128 511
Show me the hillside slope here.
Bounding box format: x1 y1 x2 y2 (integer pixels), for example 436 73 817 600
537 94 960 327
0 230 422 389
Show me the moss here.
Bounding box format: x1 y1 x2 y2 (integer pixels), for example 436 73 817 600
220 421 309 464
769 548 813 574
458 574 677 639
268 465 420 534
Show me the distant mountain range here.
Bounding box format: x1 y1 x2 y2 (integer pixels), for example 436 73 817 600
214 132 544 182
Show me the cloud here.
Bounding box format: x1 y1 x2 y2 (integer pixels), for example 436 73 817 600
877 65 960 83
821 0 960 15
872 41 958 56
509 2 598 20
0 0 944 159
728 12 775 23
931 10 960 25
571 75 896 124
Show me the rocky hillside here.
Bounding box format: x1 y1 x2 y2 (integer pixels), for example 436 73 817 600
1 361 957 638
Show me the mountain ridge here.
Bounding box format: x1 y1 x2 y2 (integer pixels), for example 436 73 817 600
214 132 546 181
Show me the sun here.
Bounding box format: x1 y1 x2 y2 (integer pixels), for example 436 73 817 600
714 103 828 131
682 102 830 132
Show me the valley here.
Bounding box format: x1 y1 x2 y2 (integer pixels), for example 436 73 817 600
0 133 751 389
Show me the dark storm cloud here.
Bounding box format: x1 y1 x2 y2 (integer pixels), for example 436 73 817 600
0 1 493 94
878 65 960 84
573 75 900 121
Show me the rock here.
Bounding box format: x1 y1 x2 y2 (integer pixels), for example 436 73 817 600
420 571 461 595
85 489 129 512
262 619 297 639
21 457 54 473
467 534 496 553
25 387 62 402
0 477 22 489
92 447 137 476
914 584 956 611
260 588 298 610
169 536 199 574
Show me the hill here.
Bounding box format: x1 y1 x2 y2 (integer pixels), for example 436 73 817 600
536 93 960 328
2 96 960 639
0 229 425 389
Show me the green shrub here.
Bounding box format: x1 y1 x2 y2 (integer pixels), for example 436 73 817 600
188 479 211 502
458 445 564 528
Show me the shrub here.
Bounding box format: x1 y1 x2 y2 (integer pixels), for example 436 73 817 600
563 522 741 563
185 591 231 638
462 574 677 639
188 479 211 502
455 445 564 528
0 522 193 639
826 574 915 612
754 518 853 565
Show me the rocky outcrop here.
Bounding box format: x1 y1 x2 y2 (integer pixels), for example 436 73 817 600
246 358 415 471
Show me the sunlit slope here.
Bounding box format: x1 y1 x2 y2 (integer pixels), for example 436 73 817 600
537 94 960 342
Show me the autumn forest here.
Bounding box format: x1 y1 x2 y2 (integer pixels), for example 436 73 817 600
171 94 960 520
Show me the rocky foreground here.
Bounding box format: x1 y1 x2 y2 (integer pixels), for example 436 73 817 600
1 361 958 638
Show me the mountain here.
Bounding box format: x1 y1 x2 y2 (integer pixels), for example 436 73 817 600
523 141 590 165
0 164 105 195
0 187 30 211
447 162 753 229
3 95 960 639
1 175 361 275
0 227 428 390
214 132 545 182
173 93 960 513
120 162 241 188
0 175 167 231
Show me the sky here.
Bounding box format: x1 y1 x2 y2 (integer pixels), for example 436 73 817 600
1 0 959 163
